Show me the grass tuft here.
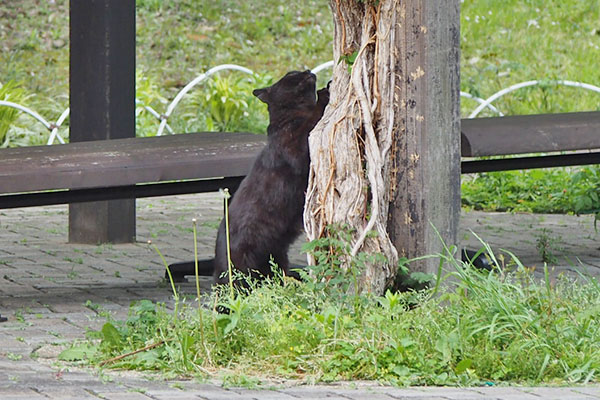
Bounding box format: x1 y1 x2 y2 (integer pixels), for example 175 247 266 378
60 241 600 386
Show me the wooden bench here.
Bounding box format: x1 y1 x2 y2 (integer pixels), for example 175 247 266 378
0 111 599 284
461 111 600 173
0 132 265 209
2 111 599 209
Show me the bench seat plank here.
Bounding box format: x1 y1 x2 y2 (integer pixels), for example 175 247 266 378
2 112 600 204
0 132 266 195
461 111 600 157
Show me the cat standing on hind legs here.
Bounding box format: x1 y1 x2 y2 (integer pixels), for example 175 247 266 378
213 70 330 286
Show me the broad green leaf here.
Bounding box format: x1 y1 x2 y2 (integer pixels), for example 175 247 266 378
58 344 97 361
101 322 123 348
455 358 473 375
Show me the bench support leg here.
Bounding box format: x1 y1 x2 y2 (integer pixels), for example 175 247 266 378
69 0 136 244
69 199 136 244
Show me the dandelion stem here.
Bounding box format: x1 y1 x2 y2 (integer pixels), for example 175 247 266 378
192 218 207 351
150 241 179 320
223 188 234 300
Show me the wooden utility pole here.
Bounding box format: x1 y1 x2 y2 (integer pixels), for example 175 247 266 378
387 1 461 277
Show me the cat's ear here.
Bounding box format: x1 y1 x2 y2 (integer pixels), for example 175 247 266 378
253 87 270 104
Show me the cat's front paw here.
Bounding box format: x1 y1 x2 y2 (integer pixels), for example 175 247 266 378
317 85 330 107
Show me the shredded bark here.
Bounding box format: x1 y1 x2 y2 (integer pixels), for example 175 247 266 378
304 0 402 293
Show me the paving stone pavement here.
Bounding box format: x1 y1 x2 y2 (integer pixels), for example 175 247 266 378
1 193 599 400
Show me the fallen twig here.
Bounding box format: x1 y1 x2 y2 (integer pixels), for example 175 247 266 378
98 340 165 367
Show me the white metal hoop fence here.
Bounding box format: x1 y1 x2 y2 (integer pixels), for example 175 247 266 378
1 61 599 146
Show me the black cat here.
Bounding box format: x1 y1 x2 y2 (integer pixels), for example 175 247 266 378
213 70 329 286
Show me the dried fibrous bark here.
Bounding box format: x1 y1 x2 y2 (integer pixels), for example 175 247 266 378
306 0 460 294
304 0 402 293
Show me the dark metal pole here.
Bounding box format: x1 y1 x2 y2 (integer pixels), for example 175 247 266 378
69 0 136 243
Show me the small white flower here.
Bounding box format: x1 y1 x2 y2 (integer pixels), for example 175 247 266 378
527 19 540 29
219 188 231 199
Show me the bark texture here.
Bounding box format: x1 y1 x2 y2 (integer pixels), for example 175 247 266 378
304 0 460 294
304 0 400 292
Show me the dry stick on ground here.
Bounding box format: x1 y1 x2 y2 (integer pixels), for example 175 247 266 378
99 339 211 374
99 341 165 367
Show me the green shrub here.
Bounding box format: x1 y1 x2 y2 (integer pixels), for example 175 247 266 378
135 71 168 137
462 167 600 218
571 166 600 223
0 81 29 147
178 74 270 134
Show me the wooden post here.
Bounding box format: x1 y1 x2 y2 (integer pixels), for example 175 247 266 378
387 0 461 274
69 0 136 244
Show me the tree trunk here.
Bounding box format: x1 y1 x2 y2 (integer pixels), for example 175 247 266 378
304 0 460 294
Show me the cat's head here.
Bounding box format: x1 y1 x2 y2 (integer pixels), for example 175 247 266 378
252 70 317 109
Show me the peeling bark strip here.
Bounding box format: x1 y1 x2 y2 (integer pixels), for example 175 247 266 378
304 0 460 294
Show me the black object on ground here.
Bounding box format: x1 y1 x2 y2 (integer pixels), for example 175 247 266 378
462 248 494 271
166 260 307 282
167 250 495 284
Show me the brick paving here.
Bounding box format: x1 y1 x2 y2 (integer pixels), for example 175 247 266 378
1 193 599 399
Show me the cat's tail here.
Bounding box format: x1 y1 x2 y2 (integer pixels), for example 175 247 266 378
166 259 214 282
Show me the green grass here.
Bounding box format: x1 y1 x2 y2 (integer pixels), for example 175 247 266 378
57 223 600 386
462 166 600 216
460 0 600 116
60 243 600 385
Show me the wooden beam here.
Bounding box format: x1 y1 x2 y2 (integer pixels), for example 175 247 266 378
0 178 246 209
462 152 600 173
0 132 265 194
69 0 136 244
461 111 600 157
387 0 461 274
